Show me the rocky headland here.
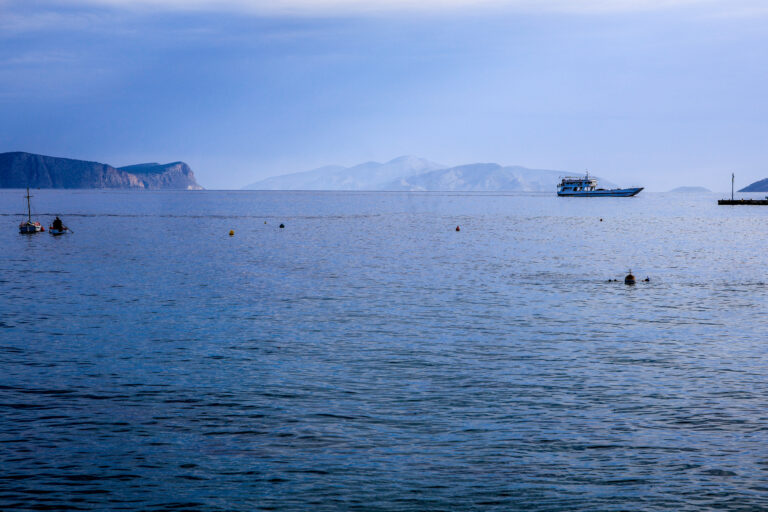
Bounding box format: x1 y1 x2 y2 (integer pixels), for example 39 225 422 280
0 152 203 190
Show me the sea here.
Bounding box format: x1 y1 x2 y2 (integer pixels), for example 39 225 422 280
1 189 768 511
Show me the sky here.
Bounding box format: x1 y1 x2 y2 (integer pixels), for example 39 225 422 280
1 0 767 190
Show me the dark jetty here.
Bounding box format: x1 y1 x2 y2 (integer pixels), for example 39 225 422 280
718 199 768 205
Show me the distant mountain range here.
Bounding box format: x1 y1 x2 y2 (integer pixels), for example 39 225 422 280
244 156 444 190
244 156 617 192
0 152 203 190
739 178 768 192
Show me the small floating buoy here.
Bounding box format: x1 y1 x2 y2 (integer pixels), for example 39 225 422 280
264 221 267 224
624 270 636 285
644 277 650 282
599 218 603 222
229 230 234 236
455 226 460 232
279 223 285 229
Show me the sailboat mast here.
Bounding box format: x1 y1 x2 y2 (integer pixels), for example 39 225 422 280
26 188 31 222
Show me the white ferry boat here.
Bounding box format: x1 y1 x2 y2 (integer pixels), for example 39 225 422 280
557 173 643 197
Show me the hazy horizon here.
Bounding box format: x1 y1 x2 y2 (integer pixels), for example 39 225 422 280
2 0 767 191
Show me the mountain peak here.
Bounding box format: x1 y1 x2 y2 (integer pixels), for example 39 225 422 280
244 155 445 190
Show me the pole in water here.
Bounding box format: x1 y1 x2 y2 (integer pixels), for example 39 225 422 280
732 172 735 201
25 188 32 223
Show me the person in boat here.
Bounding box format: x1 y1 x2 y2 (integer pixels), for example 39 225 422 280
52 216 64 231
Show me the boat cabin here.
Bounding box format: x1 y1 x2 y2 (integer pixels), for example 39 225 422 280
558 176 598 193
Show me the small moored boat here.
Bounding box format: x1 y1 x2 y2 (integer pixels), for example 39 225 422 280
557 173 643 197
19 220 43 234
19 188 43 234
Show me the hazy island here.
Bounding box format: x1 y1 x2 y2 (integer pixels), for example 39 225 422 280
0 152 203 190
244 156 618 192
668 186 711 193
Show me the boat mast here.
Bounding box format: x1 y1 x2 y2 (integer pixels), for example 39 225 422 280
25 187 32 223
731 173 734 201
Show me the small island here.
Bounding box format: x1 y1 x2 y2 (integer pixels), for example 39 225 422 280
0 152 203 190
668 186 711 193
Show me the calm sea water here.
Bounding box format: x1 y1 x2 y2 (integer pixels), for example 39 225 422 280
2 189 768 511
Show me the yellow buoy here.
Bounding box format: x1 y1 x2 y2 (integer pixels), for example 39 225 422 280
229 230 234 236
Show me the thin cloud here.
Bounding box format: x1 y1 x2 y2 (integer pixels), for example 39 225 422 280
19 0 754 16
0 8 114 36
0 50 75 66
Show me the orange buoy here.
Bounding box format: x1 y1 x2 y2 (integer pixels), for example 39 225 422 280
624 271 636 285
455 226 460 232
229 230 234 236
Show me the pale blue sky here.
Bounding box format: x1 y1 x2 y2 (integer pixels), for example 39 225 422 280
1 0 767 190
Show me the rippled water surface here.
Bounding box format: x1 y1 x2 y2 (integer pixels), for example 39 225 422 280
2 189 768 511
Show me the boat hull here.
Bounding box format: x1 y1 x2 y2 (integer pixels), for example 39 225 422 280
49 228 68 236
19 222 42 234
558 187 643 197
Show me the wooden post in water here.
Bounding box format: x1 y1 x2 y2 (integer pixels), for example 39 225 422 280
25 187 32 223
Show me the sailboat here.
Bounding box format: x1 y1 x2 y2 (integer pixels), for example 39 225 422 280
18 188 43 234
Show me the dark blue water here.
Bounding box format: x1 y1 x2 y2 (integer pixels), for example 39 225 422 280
2 189 768 511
